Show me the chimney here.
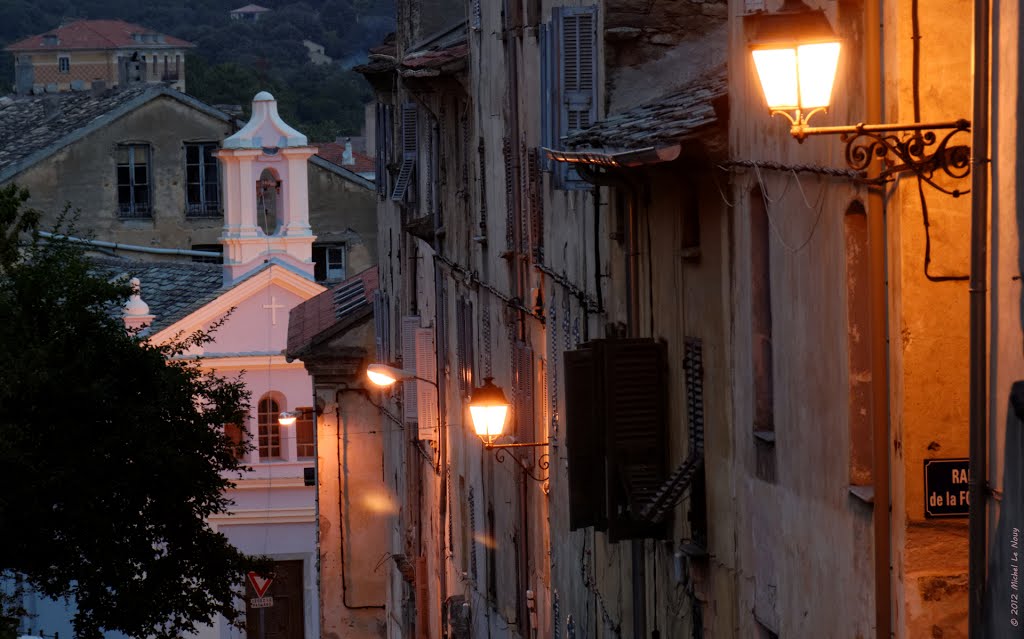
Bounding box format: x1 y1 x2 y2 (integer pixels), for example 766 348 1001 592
124 278 155 331
342 137 354 165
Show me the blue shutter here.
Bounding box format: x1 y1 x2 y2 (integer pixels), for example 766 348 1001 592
391 103 418 201
553 6 597 190
539 22 553 171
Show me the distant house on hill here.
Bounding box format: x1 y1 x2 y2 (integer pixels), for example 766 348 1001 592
230 4 271 22
4 19 193 95
302 40 331 65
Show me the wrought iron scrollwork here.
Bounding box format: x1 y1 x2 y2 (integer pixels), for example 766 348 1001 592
487 443 549 484
840 122 972 195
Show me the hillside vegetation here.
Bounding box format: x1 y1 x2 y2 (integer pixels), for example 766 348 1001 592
0 0 394 140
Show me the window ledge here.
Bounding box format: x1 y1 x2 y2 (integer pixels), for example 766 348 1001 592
753 430 775 444
848 485 875 504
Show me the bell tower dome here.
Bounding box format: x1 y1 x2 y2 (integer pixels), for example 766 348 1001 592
216 91 317 284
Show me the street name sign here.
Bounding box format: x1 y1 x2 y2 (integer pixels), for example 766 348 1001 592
924 457 970 518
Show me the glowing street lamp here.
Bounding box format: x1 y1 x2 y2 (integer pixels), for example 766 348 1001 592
468 377 511 447
748 0 842 135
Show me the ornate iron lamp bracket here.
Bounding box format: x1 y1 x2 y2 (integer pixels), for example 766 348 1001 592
484 441 550 484
787 117 973 195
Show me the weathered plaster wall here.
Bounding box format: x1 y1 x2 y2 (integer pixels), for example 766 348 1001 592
9 96 233 253
312 321 389 639
728 0 877 636
307 165 378 273
883 0 973 636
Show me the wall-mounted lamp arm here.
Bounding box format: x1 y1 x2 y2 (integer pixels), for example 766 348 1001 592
485 442 550 484
779 115 973 194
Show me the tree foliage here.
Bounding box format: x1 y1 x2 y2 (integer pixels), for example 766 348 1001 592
0 184 266 639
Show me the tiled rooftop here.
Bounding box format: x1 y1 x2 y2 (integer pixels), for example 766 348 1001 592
91 257 225 333
287 266 378 358
6 20 192 52
566 66 727 151
317 142 375 175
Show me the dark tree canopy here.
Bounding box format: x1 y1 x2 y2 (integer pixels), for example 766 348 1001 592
0 184 265 639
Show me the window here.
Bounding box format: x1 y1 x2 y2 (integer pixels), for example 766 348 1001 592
185 143 221 216
58 55 69 73
296 408 315 459
257 395 281 460
845 202 872 487
116 144 151 218
374 103 394 198
312 244 346 281
750 187 776 482
564 338 669 540
257 169 280 234
225 423 246 460
391 103 418 202
542 6 598 189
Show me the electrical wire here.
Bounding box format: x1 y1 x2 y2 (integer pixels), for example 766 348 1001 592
916 176 969 282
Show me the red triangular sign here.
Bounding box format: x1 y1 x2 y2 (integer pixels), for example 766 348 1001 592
247 571 273 598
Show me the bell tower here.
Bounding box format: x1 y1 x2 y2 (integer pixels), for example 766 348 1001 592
216 91 317 284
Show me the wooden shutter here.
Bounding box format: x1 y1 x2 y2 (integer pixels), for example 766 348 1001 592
553 6 597 190
391 103 418 201
564 345 606 530
374 103 386 197
415 326 438 440
470 0 482 30
502 136 515 251
401 316 420 422
455 298 475 399
373 291 391 363
515 342 535 439
602 338 669 541
539 23 552 171
527 148 544 262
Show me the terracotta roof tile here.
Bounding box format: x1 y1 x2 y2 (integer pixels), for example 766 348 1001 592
316 142 375 174
287 266 378 357
6 20 192 52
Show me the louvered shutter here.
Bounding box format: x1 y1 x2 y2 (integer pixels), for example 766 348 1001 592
415 326 438 440
515 342 535 439
502 137 514 251
527 149 544 262
391 103 418 201
564 345 606 530
602 338 669 541
373 290 385 361
374 104 385 197
455 298 475 398
401 316 420 421
554 6 597 190
539 22 553 171
381 293 391 363
470 0 482 30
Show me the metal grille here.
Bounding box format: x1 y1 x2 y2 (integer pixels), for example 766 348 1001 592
503 136 514 251
548 291 559 435
333 278 366 320
468 486 478 580
482 302 492 377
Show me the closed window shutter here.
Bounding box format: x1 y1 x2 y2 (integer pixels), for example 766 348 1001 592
375 103 386 197
391 103 418 201
539 22 553 171
554 6 597 190
515 342 535 439
603 338 669 541
527 148 544 262
455 298 475 398
564 346 606 530
470 0 481 30
402 316 420 422
416 326 438 440
502 136 515 251
373 291 391 363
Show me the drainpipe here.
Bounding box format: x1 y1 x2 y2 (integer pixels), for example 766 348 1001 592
864 2 892 638
967 0 990 634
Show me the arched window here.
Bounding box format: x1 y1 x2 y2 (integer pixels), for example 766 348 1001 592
258 394 281 460
257 168 280 235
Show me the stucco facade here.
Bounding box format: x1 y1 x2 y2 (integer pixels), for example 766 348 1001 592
0 87 377 285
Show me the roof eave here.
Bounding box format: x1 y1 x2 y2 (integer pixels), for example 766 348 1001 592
544 144 683 168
